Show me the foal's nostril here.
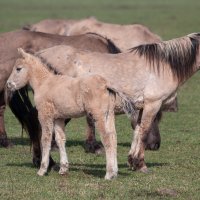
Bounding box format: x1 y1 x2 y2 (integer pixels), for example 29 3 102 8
6 81 14 89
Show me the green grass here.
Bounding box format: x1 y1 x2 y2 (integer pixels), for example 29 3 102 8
1 0 200 199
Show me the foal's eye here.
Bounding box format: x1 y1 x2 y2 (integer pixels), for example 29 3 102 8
16 67 22 72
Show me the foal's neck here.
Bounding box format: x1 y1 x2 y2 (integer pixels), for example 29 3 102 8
28 59 52 91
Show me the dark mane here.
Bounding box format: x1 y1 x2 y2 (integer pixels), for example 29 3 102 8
130 33 200 82
34 53 61 75
86 32 121 54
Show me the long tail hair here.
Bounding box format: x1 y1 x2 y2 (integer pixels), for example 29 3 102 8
8 86 41 146
107 86 136 117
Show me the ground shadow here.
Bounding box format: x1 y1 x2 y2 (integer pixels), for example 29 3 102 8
9 137 30 146
6 162 36 169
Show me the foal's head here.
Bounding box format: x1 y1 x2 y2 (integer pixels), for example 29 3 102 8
6 48 33 91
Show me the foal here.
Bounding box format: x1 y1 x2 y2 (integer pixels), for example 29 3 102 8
6 48 134 180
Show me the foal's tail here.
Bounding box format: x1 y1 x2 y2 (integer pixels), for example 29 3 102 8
107 86 136 116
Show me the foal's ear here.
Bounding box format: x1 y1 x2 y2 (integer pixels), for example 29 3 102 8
17 48 32 60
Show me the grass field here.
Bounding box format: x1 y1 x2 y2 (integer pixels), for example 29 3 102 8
1 0 200 199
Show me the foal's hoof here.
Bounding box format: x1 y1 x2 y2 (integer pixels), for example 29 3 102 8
37 169 46 176
104 172 118 180
85 140 104 155
128 155 147 173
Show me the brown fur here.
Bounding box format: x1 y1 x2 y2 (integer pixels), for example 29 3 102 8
24 17 162 51
0 29 120 148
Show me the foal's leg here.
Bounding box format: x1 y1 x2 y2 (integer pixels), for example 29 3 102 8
85 115 104 154
37 119 54 176
128 101 161 172
95 111 118 180
54 119 69 175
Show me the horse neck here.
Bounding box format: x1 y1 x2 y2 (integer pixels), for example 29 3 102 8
28 60 52 91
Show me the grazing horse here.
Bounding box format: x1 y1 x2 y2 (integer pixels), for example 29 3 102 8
23 17 161 51
0 29 120 149
6 49 135 180
34 32 200 172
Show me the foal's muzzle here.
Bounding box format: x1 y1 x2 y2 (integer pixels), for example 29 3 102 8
6 81 16 91
5 81 16 104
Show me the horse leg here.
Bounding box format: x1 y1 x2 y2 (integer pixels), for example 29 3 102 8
128 101 161 172
25 107 55 169
0 91 11 147
54 119 69 175
51 118 71 150
95 110 118 180
37 119 54 176
131 111 161 151
85 115 104 154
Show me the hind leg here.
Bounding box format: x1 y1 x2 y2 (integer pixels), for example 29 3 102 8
54 119 69 175
95 111 118 180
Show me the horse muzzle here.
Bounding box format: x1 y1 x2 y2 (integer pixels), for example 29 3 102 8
6 81 16 91
4 81 16 104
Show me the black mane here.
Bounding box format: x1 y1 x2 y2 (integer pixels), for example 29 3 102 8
34 54 61 75
86 32 121 54
130 33 200 82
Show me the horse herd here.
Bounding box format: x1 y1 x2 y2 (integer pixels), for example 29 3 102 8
1 17 199 179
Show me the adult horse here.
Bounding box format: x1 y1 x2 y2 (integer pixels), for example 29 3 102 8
0 29 120 149
33 32 200 172
24 17 161 51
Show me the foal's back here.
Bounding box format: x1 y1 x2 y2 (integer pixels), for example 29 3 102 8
36 74 109 119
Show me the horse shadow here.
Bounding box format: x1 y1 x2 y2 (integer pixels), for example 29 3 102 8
8 137 130 148
6 161 168 178
9 137 30 146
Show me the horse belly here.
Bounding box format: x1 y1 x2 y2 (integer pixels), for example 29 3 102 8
54 97 85 119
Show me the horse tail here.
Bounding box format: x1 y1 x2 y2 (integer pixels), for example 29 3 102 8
8 86 41 146
107 86 136 116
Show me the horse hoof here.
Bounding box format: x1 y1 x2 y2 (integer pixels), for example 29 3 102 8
104 172 118 180
37 169 46 176
85 140 104 154
0 137 13 148
59 169 68 175
139 166 150 174
59 164 69 175
128 155 147 172
146 142 160 151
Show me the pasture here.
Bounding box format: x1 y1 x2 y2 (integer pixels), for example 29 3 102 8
0 0 200 199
